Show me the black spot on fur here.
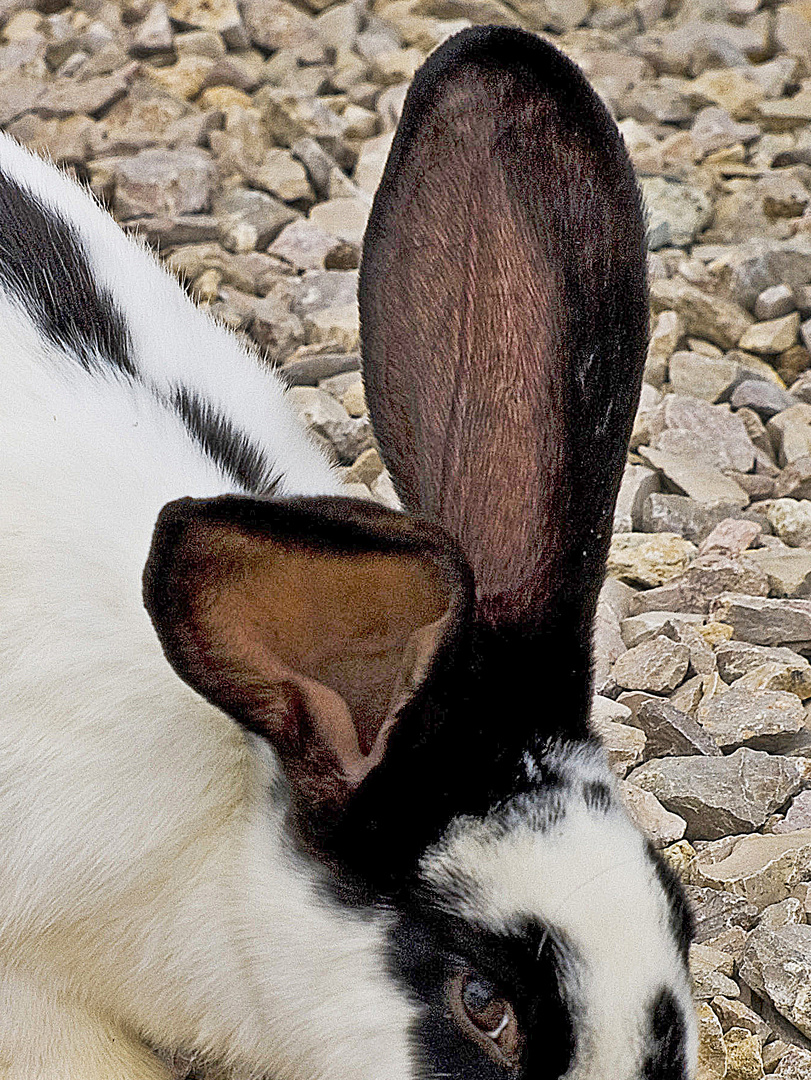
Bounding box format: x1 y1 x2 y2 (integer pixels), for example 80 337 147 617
583 780 611 812
0 168 134 376
642 988 689 1080
172 386 280 494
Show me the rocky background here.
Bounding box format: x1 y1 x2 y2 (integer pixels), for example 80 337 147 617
5 0 811 1076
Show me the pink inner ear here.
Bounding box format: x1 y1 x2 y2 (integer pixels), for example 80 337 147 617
244 606 456 788
193 543 460 792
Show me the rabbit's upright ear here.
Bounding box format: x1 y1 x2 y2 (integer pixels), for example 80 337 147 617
360 28 648 640
143 496 472 819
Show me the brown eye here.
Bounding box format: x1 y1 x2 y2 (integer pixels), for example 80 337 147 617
449 972 522 1069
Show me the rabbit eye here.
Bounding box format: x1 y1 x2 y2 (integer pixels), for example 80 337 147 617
449 972 522 1069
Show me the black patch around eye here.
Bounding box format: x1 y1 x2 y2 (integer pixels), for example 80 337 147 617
641 988 689 1080
386 904 575 1080
0 169 135 377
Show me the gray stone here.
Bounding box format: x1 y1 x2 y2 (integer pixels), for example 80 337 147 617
655 395 758 473
620 611 704 650
710 593 811 650
741 919 811 1038
774 456 811 500
755 285 796 322
695 1002 727 1080
642 494 760 544
668 350 741 403
308 198 369 248
114 149 216 219
674 619 717 675
248 292 305 361
619 780 687 848
638 447 750 507
766 499 811 548
711 997 772 1043
607 532 697 588
708 237 811 312
131 2 173 56
634 698 722 758
213 188 298 249
747 547 811 598
690 943 741 1001
773 1047 811 1079
731 379 797 419
768 404 811 466
699 518 763 557
691 106 760 157
627 554 769 616
286 269 359 318
774 790 811 834
650 278 753 350
591 718 646 778
268 219 347 272
36 67 136 119
639 176 713 250
280 348 360 386
696 684 806 751
611 636 690 694
593 601 627 697
240 0 318 53
740 312 801 356
598 577 636 622
613 465 659 533
627 748 806 839
684 885 759 944
716 640 811 683
286 386 372 464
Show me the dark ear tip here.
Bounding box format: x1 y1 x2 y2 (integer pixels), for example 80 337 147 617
407 24 603 108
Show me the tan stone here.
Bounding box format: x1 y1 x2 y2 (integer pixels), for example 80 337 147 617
723 1027 764 1080
738 313 801 355
607 533 697 588
145 55 215 99
692 828 811 910
696 1002 728 1080
343 447 384 487
308 198 369 245
303 304 360 352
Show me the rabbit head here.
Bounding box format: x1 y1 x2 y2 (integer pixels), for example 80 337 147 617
145 26 696 1080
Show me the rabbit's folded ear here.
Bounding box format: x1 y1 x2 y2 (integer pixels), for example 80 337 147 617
360 27 648 635
143 496 472 816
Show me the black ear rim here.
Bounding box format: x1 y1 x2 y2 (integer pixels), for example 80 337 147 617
142 493 477 652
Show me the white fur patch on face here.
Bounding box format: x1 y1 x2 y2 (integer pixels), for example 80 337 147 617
420 742 697 1080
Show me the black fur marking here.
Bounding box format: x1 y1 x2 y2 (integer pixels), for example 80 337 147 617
387 905 575 1080
0 168 135 376
171 387 280 494
583 780 612 813
642 989 690 1080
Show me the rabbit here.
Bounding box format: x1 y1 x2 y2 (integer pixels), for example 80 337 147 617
0 23 696 1080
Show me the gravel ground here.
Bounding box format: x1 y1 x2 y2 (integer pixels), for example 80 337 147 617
6 0 811 1077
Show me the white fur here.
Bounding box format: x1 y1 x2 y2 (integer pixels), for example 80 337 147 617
421 743 697 1080
0 133 419 1080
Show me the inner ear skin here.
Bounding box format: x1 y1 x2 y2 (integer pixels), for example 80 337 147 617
385 903 575 1080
